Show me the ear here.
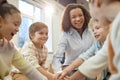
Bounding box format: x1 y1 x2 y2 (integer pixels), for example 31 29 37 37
95 0 102 7
29 33 34 39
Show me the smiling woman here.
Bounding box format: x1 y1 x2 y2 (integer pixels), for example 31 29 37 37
52 4 94 79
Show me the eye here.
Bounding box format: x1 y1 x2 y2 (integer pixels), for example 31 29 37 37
14 23 17 26
39 32 43 35
71 16 75 19
78 14 83 17
14 22 20 27
46 32 48 35
96 26 100 30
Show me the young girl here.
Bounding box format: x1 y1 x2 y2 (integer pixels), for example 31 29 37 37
54 19 109 80
12 22 54 80
0 0 47 80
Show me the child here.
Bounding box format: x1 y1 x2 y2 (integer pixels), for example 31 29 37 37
0 0 47 80
12 22 54 80
54 19 109 80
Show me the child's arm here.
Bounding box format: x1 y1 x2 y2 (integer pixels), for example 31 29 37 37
12 52 48 80
37 66 54 80
54 58 84 80
26 67 48 80
69 71 85 80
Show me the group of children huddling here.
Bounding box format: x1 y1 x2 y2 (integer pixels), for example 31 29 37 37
0 0 120 80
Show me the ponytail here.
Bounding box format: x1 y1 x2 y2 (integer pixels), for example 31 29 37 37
0 0 20 19
0 0 8 6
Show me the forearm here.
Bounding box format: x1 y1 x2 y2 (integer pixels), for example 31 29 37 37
52 57 63 73
70 71 85 80
64 58 84 72
26 68 48 80
37 67 54 80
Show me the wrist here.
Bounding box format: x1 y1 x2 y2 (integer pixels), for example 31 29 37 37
63 68 70 74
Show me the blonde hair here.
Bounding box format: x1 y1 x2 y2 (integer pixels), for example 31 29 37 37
88 18 98 28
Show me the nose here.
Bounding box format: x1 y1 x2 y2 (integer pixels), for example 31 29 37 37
76 17 80 21
16 27 19 32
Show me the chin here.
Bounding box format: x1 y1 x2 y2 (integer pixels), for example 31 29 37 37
96 38 100 41
6 37 12 41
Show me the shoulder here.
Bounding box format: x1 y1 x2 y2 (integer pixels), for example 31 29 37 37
22 40 35 49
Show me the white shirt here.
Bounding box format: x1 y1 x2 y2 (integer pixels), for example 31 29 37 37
78 36 108 78
109 12 120 80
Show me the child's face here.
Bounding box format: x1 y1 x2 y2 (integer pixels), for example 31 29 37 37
31 27 48 46
0 13 21 41
92 21 108 43
70 8 85 31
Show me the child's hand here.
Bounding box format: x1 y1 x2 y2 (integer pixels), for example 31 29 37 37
48 73 54 80
54 70 68 80
63 76 71 80
12 73 29 80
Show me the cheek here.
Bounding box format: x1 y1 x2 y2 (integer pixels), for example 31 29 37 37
70 19 74 25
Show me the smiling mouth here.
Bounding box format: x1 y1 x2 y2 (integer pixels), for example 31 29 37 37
95 35 100 39
11 33 14 37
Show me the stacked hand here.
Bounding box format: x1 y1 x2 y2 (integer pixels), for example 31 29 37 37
54 71 71 80
11 73 29 80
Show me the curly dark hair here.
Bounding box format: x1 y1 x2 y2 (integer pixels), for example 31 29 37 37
61 3 91 32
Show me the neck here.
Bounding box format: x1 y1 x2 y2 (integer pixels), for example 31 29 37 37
33 42 43 49
77 28 83 37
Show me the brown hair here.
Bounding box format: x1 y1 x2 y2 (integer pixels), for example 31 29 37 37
29 22 48 39
0 0 20 19
61 3 91 32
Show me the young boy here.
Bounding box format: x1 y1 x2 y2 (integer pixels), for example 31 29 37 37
12 22 54 80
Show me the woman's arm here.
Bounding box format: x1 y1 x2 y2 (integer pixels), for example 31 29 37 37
52 33 67 73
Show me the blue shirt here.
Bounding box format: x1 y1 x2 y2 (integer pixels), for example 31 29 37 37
80 40 108 80
52 27 94 73
79 41 102 60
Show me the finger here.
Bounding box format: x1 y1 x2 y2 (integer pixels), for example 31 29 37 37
13 73 23 80
12 74 20 80
63 76 71 80
58 73 66 79
13 74 29 80
54 73 61 80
